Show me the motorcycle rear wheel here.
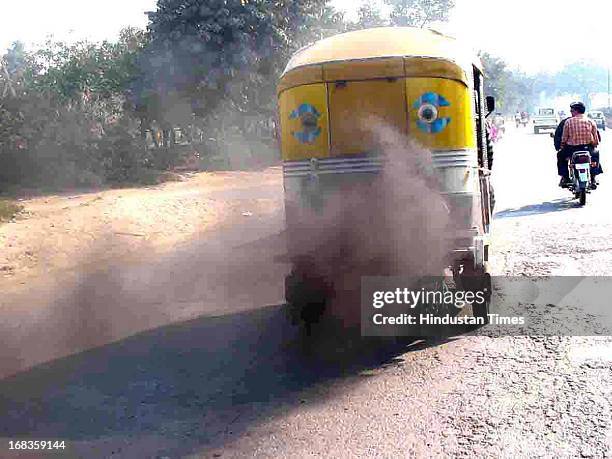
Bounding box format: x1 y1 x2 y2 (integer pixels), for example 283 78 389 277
579 190 586 206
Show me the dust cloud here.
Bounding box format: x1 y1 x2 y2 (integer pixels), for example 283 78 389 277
0 120 464 378
0 210 288 379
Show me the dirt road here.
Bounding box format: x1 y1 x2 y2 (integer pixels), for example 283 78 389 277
0 169 288 379
1 129 611 458
1 170 282 289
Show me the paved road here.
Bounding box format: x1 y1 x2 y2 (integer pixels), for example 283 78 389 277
492 125 612 276
1 127 611 458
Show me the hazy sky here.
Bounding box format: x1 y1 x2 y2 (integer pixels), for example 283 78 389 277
437 0 612 72
0 0 156 50
334 0 612 73
1 0 610 73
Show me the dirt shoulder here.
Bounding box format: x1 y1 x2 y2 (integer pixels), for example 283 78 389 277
0 169 283 294
0 168 288 379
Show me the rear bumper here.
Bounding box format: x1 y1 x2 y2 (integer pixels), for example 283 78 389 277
283 156 382 177
282 152 489 270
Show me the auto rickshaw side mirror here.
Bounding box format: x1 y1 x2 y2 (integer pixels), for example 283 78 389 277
485 96 495 116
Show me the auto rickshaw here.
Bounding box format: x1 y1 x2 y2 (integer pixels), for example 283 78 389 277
277 27 495 331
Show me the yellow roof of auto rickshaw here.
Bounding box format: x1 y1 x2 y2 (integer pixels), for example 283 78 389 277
282 27 482 77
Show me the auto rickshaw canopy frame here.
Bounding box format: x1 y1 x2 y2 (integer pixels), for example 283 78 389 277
278 27 483 94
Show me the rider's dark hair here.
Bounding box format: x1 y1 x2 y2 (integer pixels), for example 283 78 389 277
570 102 586 114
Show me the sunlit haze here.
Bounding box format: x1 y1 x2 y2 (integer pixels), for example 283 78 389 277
439 0 612 72
334 0 612 73
2 0 611 73
0 0 156 50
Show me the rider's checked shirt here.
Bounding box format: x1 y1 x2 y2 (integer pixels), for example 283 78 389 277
561 114 599 147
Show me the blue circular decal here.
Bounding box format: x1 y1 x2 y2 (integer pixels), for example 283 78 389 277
290 103 322 144
413 92 451 134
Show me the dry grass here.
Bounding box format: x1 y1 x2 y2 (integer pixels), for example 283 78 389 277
0 200 23 222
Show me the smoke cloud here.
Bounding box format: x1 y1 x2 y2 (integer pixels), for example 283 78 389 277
285 118 459 327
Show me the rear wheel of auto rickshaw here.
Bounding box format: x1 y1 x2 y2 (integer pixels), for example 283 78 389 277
455 262 491 326
285 262 334 336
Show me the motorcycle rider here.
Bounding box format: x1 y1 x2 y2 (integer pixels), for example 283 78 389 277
487 118 499 143
493 113 505 134
553 114 570 151
558 101 600 187
520 111 529 124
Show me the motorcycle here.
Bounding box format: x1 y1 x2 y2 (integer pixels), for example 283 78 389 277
515 112 529 128
566 149 597 206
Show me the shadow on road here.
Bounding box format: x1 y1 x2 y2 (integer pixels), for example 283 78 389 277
494 198 577 219
0 304 448 457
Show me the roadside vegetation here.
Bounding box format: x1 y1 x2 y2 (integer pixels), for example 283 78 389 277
481 52 612 114
0 200 23 222
0 0 456 194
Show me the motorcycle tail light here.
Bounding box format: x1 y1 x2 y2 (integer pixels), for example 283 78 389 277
574 155 591 164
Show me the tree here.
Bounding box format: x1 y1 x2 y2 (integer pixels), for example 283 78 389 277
142 0 336 114
554 62 607 107
140 0 339 166
480 52 509 102
272 1 345 52
356 3 387 29
384 0 455 27
0 32 154 188
143 0 279 118
479 50 612 113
